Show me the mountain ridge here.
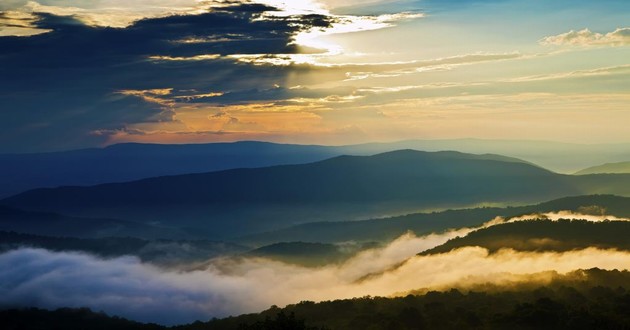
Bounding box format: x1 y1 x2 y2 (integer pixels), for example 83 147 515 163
240 194 630 245
0 150 581 239
575 161 630 175
421 219 630 256
4 138 630 198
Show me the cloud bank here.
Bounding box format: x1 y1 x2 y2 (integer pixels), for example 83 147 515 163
4 214 630 325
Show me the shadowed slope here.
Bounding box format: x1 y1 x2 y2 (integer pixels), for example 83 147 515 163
1 150 579 238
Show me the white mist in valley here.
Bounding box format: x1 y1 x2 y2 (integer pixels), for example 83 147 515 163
1 211 629 325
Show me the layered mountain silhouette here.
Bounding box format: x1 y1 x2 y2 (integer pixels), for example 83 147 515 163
0 206 184 239
0 141 340 198
4 139 630 198
3 150 630 239
1 150 580 237
241 195 630 245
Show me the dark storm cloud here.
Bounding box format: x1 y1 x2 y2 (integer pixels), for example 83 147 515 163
3 4 332 62
0 4 335 152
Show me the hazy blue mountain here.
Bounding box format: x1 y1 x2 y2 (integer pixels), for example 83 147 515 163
1 150 580 239
0 141 339 198
3 139 630 198
337 139 630 173
241 195 630 245
241 207 514 245
0 206 189 239
575 161 630 175
571 174 630 196
422 219 630 255
245 241 378 267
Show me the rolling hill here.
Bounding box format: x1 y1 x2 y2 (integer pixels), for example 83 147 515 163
422 219 630 255
0 141 340 198
244 241 376 267
241 195 630 245
1 150 582 239
575 161 630 175
0 206 186 239
3 139 630 198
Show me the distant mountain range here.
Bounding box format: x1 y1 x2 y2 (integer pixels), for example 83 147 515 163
3 139 630 198
575 161 630 175
0 141 340 198
4 195 630 266
2 150 589 239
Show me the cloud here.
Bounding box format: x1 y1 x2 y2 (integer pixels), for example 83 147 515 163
0 249 221 325
5 212 630 325
507 64 630 83
4 245 630 325
343 52 524 81
540 27 630 47
292 11 424 55
0 3 339 152
0 0 207 31
0 0 429 152
0 10 51 36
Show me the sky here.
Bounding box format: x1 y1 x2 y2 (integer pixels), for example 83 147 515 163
0 0 629 152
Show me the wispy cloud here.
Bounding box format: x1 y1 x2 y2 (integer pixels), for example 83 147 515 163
343 52 524 81
507 64 630 82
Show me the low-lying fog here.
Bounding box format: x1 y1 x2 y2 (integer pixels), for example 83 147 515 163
1 212 629 325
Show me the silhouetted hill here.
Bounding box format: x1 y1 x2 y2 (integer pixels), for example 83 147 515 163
0 308 162 330
0 141 340 198
202 269 630 330
241 207 514 245
576 161 630 175
423 219 630 255
342 139 630 173
531 194 630 216
0 206 186 239
245 241 377 267
241 195 630 245
1 150 580 238
4 139 630 198
571 174 630 196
